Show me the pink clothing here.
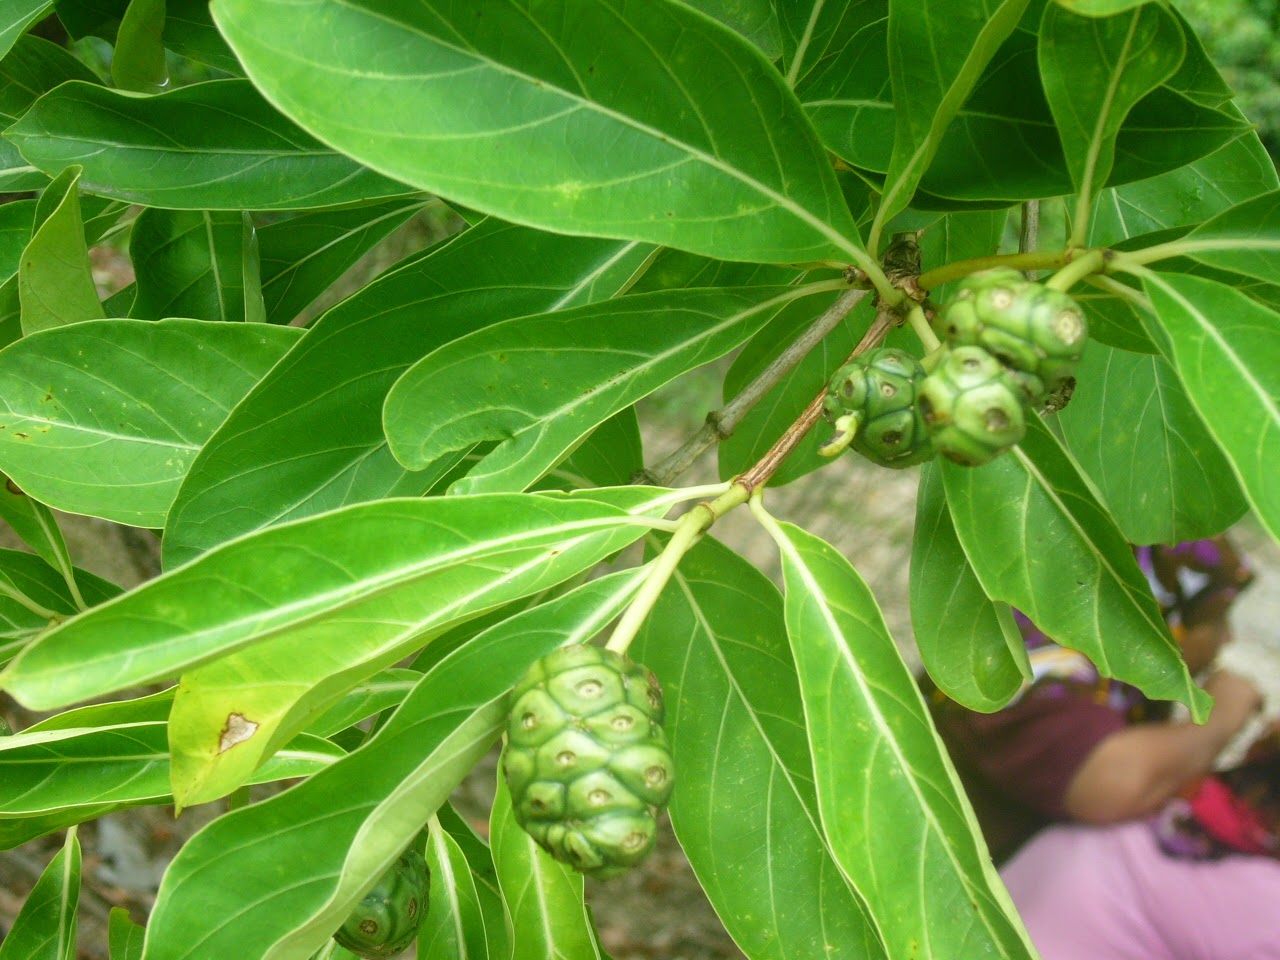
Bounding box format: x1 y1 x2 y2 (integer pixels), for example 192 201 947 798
1001 821 1280 960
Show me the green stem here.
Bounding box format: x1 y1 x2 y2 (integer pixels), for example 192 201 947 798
1084 274 1152 313
1119 237 1280 269
604 484 750 656
917 251 1067 291
906 304 941 352
1045 249 1107 293
0 578 59 621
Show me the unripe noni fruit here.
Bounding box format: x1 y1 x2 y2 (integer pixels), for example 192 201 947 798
333 847 429 959
503 645 674 879
820 347 933 467
936 268 1087 401
918 347 1026 466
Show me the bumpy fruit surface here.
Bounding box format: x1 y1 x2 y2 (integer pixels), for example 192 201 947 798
333 848 429 959
821 348 934 467
918 347 1026 466
503 645 674 879
936 268 1087 400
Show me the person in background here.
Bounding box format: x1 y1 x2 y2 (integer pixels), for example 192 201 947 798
1000 729 1280 959
929 536 1263 865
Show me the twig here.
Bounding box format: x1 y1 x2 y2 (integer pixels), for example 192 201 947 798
1019 200 1040 279
638 286 869 487
917 251 1067 291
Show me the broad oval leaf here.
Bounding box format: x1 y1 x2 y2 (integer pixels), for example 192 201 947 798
631 536 887 960
911 464 1025 713
0 0 52 63
420 818 491 960
140 568 644 960
780 0 884 89
683 0 782 60
385 285 816 493
0 549 118 668
112 0 167 92
0 36 99 192
6 80 412 210
1059 338 1248 543
0 826 79 960
1178 191 1280 286
490 767 603 960
162 220 650 568
211 0 863 265
940 415 1208 717
0 319 301 527
757 516 1034 960
1039 2 1185 203
19 165 102 335
1140 272 1280 543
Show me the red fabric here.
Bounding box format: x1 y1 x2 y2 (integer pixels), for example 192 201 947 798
1187 777 1274 857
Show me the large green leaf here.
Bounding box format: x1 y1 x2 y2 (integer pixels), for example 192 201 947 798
490 767 603 960
112 0 167 92
0 473 78 598
211 0 863 265
1140 273 1280 543
758 516 1032 960
682 0 782 59
140 568 644 960
128 208 264 323
1059 339 1248 543
420 818 491 960
0 319 301 527
6 80 412 210
940 416 1208 716
0 549 117 667
911 464 1024 713
1056 0 1149 14
161 487 666 806
718 287 873 485
385 285 812 494
301 667 419 740
780 0 885 88
0 36 98 192
1177 191 1280 286
162 220 650 568
108 909 145 960
257 200 429 325
877 0 1029 225
1039 3 1184 204
631 536 886 960
0 722 342 849
19 165 102 334
0 826 79 960
0 0 51 63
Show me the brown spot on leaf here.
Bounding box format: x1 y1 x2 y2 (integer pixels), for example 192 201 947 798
5 479 22 496
218 713 258 753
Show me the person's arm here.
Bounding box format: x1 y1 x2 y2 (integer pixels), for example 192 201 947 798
1063 669 1262 823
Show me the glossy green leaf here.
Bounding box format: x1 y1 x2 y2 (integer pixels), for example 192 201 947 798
1140 272 1280 542
0 0 51 63
0 198 33 282
682 0 782 59
108 908 145 960
1164 6 1233 108
878 0 1029 224
628 248 796 294
161 487 664 806
759 517 1033 960
385 285 814 493
212 0 864 265
1040 2 1184 207
718 287 873 485
0 473 77 593
0 721 342 848
25 688 176 733
0 319 301 527
19 165 101 335
129 208 263 323
536 408 645 492
491 766 602 960
0 548 117 668
0 36 98 192
112 0 167 91
940 415 1208 716
141 568 644 960
6 80 412 210
1177 191 1280 286
162 221 648 568
911 464 1024 712
1055 0 1149 14
161 0 239 72
918 209 1008 299
1059 339 1247 543
780 0 885 88
302 667 419 739
0 826 79 960
631 536 886 960
420 818 491 960
257 200 429 325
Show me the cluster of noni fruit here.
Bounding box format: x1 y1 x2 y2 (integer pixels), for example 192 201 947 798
821 268 1088 467
502 644 676 878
